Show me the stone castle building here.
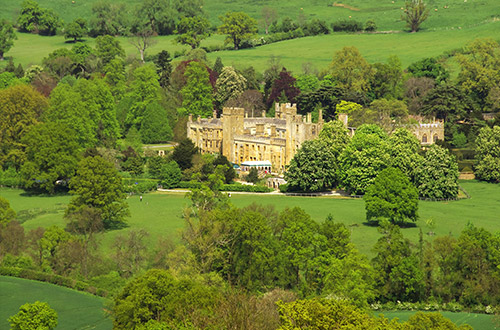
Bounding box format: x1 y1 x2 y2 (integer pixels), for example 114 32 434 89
187 103 323 173
187 104 444 173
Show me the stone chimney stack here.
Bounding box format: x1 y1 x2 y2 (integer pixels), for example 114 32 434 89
270 125 277 137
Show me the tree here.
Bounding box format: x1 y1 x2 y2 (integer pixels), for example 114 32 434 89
370 55 404 100
95 35 125 66
126 64 162 130
285 139 338 192
404 77 435 114
0 84 48 169
9 301 58 330
140 102 173 144
364 167 419 225
20 123 81 193
113 269 219 329
130 28 157 63
17 0 60 35
66 156 130 229
215 66 247 107
225 90 266 118
407 57 449 83
388 128 423 183
64 18 87 42
154 50 172 88
402 0 430 33
0 20 17 61
0 196 16 225
261 7 278 35
474 126 500 182
457 38 500 107
327 46 374 94
213 154 236 184
339 124 390 195
159 161 181 188
180 61 214 117
45 82 97 148
135 0 177 35
415 144 459 199
218 12 258 50
175 16 211 49
89 1 128 36
172 138 198 170
267 67 301 107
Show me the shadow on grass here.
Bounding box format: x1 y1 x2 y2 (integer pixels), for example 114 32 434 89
362 221 417 228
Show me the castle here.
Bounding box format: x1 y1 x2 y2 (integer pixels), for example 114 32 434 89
187 103 323 173
187 104 444 173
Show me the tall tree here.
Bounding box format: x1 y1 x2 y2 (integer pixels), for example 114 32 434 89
267 67 300 107
285 139 338 192
218 12 257 50
180 61 214 117
126 64 161 130
67 156 130 229
172 138 198 170
140 102 173 143
0 20 17 61
415 144 459 199
95 35 125 66
154 50 172 88
328 46 374 94
175 16 211 49
339 124 390 195
474 126 500 182
0 84 48 169
402 0 430 32
215 66 247 107
20 122 81 193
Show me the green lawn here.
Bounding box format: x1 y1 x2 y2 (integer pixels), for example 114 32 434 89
0 276 112 330
380 311 498 330
2 180 500 257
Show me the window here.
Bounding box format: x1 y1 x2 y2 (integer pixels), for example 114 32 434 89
433 134 438 142
422 134 427 143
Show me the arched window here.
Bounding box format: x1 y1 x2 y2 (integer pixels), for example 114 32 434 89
422 134 428 143
433 134 439 142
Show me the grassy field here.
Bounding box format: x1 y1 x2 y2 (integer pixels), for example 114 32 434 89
2 180 500 257
0 276 112 330
1 0 498 32
381 311 498 330
4 18 500 75
2 0 499 73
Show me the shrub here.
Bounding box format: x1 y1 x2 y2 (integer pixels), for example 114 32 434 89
331 20 363 32
365 20 377 32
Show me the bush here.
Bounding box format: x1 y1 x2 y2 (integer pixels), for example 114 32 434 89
0 167 22 187
331 20 363 32
279 183 289 193
365 20 377 32
123 179 157 193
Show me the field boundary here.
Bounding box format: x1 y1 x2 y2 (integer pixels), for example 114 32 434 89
0 267 108 297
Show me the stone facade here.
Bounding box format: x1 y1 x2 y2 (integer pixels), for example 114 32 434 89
187 103 323 173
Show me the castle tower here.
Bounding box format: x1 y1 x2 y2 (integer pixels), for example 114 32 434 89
222 107 244 163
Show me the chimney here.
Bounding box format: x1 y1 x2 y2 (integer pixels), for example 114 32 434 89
188 114 193 122
318 109 323 123
307 113 312 123
270 125 276 137
197 116 201 123
256 123 264 136
213 109 217 118
262 110 266 118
